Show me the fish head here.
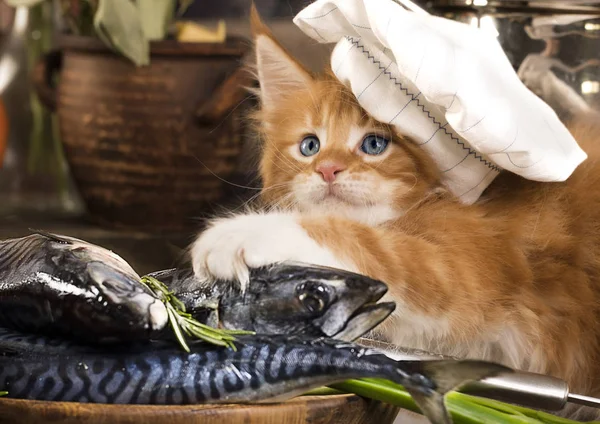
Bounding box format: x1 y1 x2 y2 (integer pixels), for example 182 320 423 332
84 262 168 339
40 231 139 278
41 232 168 341
221 262 395 341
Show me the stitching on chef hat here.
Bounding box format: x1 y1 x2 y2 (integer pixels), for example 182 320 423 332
346 36 501 174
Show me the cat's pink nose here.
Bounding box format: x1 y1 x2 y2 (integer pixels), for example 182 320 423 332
316 162 346 183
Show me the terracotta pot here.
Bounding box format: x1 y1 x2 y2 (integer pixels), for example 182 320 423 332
32 35 255 231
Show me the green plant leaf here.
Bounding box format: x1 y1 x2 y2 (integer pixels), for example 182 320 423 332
137 0 175 41
0 391 7 397
4 0 46 7
93 0 149 66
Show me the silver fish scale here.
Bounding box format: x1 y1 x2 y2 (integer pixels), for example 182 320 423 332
136 355 169 402
0 328 517 424
0 233 169 345
0 329 443 406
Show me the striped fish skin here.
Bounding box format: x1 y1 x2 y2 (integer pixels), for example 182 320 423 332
0 232 168 344
0 328 510 424
150 262 396 341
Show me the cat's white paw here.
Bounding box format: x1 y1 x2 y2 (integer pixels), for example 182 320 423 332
190 212 348 289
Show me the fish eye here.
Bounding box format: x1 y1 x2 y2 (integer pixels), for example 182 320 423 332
299 135 320 157
299 292 325 313
296 281 330 313
360 134 389 155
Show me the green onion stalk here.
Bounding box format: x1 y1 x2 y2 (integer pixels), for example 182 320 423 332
303 378 600 424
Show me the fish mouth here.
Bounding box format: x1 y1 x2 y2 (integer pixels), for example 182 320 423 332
332 301 396 341
327 281 396 341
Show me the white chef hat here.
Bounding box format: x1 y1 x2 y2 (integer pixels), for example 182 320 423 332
293 0 587 203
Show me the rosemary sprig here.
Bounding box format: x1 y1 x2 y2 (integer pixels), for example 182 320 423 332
140 275 253 353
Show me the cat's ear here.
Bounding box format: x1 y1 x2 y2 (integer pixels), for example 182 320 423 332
250 4 312 109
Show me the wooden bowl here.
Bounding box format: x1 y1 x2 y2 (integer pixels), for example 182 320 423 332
0 394 400 424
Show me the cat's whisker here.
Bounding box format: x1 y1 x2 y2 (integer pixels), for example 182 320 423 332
404 173 419 192
265 141 304 174
266 154 296 175
207 93 256 135
401 185 444 217
263 191 296 213
234 182 292 212
274 152 306 174
261 182 292 193
233 193 263 212
189 154 263 191
264 149 303 175
265 191 290 210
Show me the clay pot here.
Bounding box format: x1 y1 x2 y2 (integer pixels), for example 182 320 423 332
33 35 255 231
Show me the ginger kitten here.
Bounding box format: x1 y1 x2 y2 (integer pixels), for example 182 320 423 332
191 8 600 419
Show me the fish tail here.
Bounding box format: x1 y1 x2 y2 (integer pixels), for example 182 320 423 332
400 359 511 424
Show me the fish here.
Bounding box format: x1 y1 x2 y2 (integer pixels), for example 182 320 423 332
0 327 512 424
151 262 396 341
0 231 168 344
0 231 394 344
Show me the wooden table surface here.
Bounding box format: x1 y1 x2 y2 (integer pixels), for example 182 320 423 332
0 394 400 424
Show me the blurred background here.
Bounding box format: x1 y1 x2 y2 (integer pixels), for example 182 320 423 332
0 0 599 274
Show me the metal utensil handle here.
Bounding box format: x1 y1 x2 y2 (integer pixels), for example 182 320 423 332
459 372 570 411
568 393 600 409
358 338 571 411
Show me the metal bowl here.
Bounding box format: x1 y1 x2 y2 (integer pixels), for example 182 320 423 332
424 0 600 115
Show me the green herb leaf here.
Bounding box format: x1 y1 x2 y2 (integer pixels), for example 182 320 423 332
140 275 253 352
167 304 190 353
170 294 187 313
93 0 149 66
0 391 7 397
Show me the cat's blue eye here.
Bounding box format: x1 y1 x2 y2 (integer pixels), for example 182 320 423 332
299 136 320 157
360 135 389 155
